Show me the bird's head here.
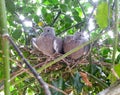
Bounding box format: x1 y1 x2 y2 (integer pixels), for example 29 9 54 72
73 32 84 40
41 26 55 36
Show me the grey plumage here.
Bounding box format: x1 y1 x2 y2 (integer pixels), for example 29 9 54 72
53 37 63 54
31 26 64 57
63 32 89 60
74 32 90 55
31 26 55 57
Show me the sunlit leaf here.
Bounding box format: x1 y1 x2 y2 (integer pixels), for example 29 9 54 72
96 2 109 29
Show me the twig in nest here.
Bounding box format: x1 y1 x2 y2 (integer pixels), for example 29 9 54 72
47 83 68 95
3 34 51 95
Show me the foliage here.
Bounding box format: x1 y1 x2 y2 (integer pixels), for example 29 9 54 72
0 0 120 95
96 2 109 28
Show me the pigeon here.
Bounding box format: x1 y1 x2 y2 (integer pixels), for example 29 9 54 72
31 26 56 57
73 32 90 55
31 26 64 58
63 32 89 60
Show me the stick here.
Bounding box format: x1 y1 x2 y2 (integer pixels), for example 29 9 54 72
3 34 51 95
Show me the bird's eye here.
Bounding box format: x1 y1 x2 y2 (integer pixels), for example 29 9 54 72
47 30 50 32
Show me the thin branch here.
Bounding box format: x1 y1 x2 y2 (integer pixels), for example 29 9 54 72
51 10 61 26
59 21 85 35
88 0 97 7
47 83 68 95
112 0 119 66
9 58 33 78
83 3 96 31
77 0 86 19
3 34 51 95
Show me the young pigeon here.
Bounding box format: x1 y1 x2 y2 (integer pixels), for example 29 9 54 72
74 32 90 55
31 26 64 58
31 26 56 57
63 32 89 60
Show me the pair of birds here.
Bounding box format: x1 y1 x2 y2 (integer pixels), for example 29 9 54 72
31 26 89 60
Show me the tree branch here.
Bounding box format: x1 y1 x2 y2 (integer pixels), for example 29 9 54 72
59 21 85 35
51 10 61 26
3 34 51 95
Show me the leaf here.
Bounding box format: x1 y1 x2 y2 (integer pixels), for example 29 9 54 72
42 0 49 4
12 29 22 40
41 7 47 18
73 15 81 22
5 0 16 14
45 13 53 24
41 7 53 24
60 4 68 12
72 9 81 22
100 47 110 57
49 0 59 5
88 64 100 75
72 72 84 94
64 15 73 23
51 77 65 95
33 15 40 23
95 2 109 29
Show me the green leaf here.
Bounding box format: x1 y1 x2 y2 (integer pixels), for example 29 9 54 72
45 13 53 24
100 47 110 57
51 77 65 95
42 0 51 5
49 0 59 5
41 7 47 18
72 9 81 22
33 15 40 23
95 2 109 29
64 15 73 23
60 4 68 12
88 64 100 75
5 0 16 14
12 29 22 40
72 72 84 94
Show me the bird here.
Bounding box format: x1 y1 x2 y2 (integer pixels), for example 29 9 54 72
73 32 90 55
31 26 56 57
31 26 64 59
63 32 89 60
